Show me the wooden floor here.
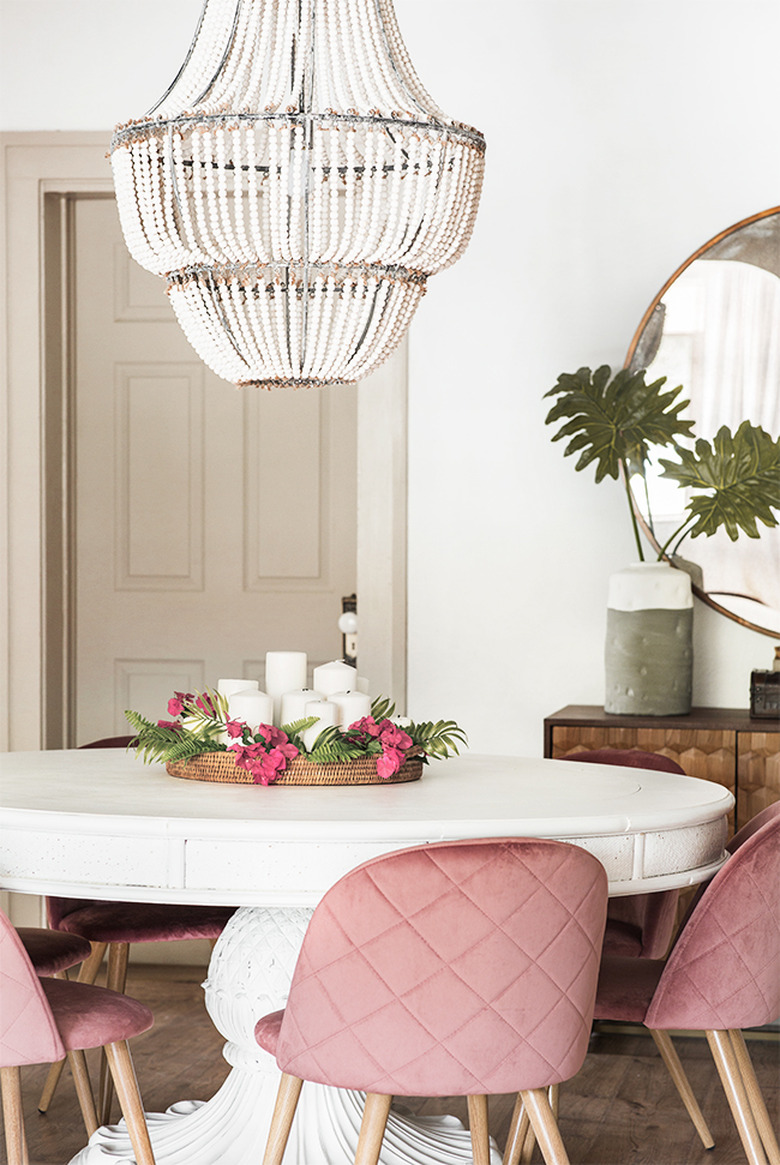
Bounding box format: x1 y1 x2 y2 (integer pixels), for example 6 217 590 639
6 964 779 1165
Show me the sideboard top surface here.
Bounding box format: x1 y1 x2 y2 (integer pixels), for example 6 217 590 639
545 705 779 733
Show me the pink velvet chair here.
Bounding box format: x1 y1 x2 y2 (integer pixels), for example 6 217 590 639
0 909 157 1165
40 734 236 1123
593 810 780 1165
17 928 91 978
562 749 685 958
255 837 608 1165
727 800 780 853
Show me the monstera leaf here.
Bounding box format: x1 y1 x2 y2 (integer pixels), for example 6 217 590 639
544 365 694 482
659 421 780 543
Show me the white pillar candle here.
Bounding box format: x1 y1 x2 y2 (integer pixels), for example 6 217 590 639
330 690 372 728
280 689 323 726
312 660 358 696
356 676 370 694
302 699 340 752
265 652 308 722
218 678 259 698
227 689 274 733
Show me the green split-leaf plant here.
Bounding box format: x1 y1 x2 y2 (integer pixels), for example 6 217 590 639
657 420 780 555
544 365 694 560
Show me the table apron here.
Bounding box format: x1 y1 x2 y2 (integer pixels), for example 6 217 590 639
0 816 727 904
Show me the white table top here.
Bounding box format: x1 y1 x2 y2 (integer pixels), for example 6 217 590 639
0 749 733 905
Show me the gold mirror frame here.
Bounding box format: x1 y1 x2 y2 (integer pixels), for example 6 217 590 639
624 206 780 639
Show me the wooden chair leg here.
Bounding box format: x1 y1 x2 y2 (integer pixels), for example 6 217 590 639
650 1028 715 1149
98 941 129 1125
521 1087 570 1165
67 1049 99 1136
103 1040 156 1165
262 1073 304 1165
467 1094 491 1165
507 1083 556 1165
354 1093 392 1165
1 1065 27 1165
707 1030 769 1165
730 1030 780 1165
520 1113 538 1165
38 940 107 1114
504 1094 531 1165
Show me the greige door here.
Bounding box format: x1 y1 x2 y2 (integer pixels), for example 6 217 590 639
73 196 356 743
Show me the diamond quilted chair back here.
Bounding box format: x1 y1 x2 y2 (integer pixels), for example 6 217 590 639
0 908 65 1067
646 812 780 1032
274 837 608 1097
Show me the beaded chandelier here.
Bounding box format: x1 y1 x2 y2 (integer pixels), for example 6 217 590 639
110 0 485 389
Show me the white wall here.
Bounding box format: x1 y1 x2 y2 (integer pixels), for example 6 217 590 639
2 0 777 758
397 0 780 752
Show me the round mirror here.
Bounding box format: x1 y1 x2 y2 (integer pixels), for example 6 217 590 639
625 207 780 637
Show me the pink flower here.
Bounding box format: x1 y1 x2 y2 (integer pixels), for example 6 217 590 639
195 692 216 715
377 721 413 750
167 691 193 717
377 748 405 778
225 719 245 739
156 719 182 730
227 728 299 786
349 715 381 738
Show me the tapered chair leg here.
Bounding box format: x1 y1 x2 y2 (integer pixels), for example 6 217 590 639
504 1094 531 1165
506 1083 557 1165
38 940 107 1115
707 1030 769 1165
98 942 129 1125
467 1094 491 1165
354 1093 393 1165
262 1073 304 1165
520 1113 538 1165
730 1030 780 1165
521 1087 570 1165
67 1049 99 1137
103 1040 156 1165
1 1065 28 1165
650 1028 715 1148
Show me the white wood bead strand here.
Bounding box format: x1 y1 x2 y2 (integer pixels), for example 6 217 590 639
110 0 485 388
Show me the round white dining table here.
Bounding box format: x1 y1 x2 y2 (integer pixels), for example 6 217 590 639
0 748 733 1165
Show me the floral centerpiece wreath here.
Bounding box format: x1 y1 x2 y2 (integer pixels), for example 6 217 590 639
126 690 466 786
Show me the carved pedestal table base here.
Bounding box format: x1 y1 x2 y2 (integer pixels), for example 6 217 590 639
70 906 500 1164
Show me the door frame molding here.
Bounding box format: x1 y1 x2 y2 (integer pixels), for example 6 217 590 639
1 132 407 750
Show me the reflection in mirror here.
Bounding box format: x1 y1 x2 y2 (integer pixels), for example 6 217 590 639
626 209 780 637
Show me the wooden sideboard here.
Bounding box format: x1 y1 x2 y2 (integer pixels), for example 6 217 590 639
544 705 780 833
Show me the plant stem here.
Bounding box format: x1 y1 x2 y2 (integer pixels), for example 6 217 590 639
622 457 645 561
657 518 694 560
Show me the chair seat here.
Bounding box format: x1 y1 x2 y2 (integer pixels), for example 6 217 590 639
56 902 235 944
601 920 644 957
17 929 91 977
594 955 666 1023
40 978 153 1053
255 1009 284 1055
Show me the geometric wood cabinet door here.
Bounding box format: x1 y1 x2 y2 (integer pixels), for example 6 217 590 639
544 705 780 834
738 730 780 825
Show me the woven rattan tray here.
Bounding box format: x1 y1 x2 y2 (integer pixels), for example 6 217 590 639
165 751 424 786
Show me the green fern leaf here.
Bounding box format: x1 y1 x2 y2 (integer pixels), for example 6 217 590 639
370 695 396 721
408 720 468 760
279 716 318 739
